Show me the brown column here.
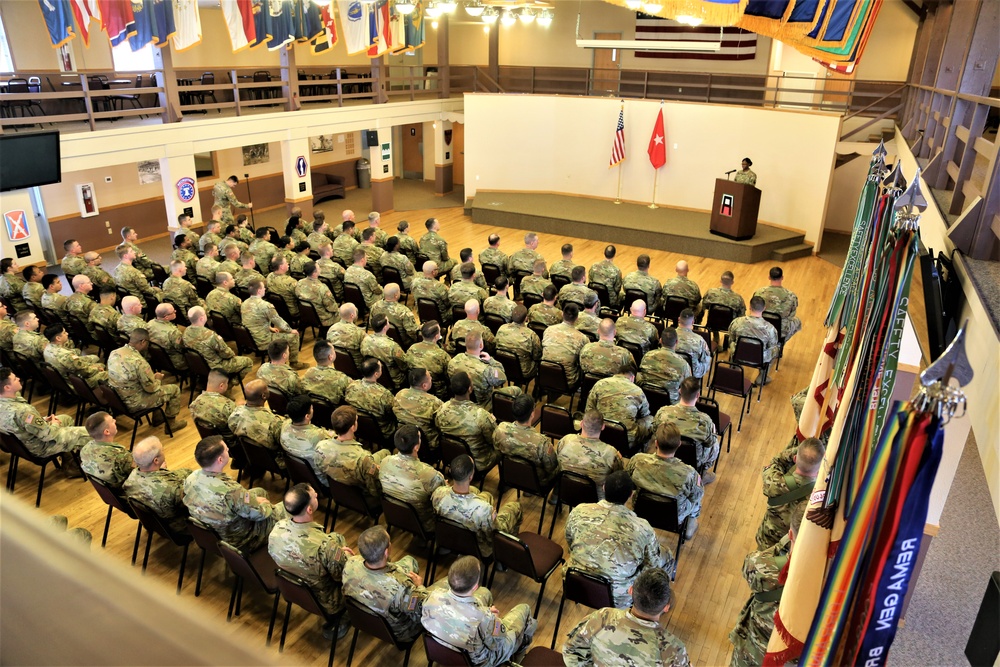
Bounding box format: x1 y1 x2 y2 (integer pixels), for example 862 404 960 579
152 46 182 123
435 164 454 196
371 177 394 213
371 56 388 104
438 15 450 98
488 22 499 88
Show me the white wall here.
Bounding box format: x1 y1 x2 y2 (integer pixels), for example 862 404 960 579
464 94 841 244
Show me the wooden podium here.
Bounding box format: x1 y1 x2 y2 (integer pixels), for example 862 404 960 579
710 178 761 241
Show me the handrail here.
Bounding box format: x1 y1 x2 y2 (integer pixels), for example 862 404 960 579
473 67 505 94
842 84 907 122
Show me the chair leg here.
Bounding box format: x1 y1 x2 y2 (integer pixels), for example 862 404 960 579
538 492 548 534
129 420 140 451
35 462 47 508
347 627 360 667
195 548 207 596
235 576 245 616
132 522 143 565
548 501 561 539
7 456 19 492
550 594 567 649
403 645 411 667
329 503 339 532
279 600 292 651
162 410 174 438
428 542 438 584
328 613 342 667
266 592 280 645
177 542 189 594
534 579 548 618
227 576 239 621
322 495 333 532
102 504 113 546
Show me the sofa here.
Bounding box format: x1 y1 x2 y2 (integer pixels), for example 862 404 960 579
311 171 346 205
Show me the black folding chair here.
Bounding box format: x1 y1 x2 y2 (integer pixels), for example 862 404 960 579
218 541 281 645
275 568 345 667
548 471 599 539
550 568 613 648
633 490 688 577
344 597 419 667
129 498 192 593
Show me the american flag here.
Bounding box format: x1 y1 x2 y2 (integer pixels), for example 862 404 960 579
610 107 626 167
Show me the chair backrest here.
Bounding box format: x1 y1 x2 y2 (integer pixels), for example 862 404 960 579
309 396 335 429
599 420 630 456
232 324 262 356
563 567 614 610
381 265 404 288
624 289 649 311
732 336 764 367
415 253 431 273
416 298 443 325
618 339 645 367
540 403 573 441
343 283 368 316
201 71 215 85
440 434 472 468
195 276 214 299
482 312 506 335
7 78 29 93
184 348 213 379
329 477 374 516
68 374 107 409
695 396 722 432
147 342 178 375
275 568 327 619
284 453 327 494
588 282 611 308
354 410 384 448
434 516 484 559
187 518 224 555
0 431 52 465
332 346 360 377
675 437 700 471
762 311 783 341
550 274 570 290
89 476 136 518
522 292 543 309
537 360 570 394
492 391 515 423
706 304 735 332
500 455 544 496
253 71 272 82
423 634 474 667
384 323 404 350
129 497 190 544
641 383 672 413
219 540 278 593
39 362 74 395
381 494 430 540
527 320 548 341
450 304 467 323
693 325 714 350
633 490 682 534
480 263 502 287
239 437 285 477
265 293 295 324
558 471 599 509
345 597 402 649
710 361 748 397
96 382 132 415
662 295 689 322
492 531 538 578
267 387 289 416
579 372 606 406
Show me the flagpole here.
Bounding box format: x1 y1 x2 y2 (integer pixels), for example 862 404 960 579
649 169 658 209
615 164 623 204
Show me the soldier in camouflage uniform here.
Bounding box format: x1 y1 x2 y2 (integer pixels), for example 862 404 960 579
43 325 108 388
363 212 389 248
183 435 286 552
580 319 635 377
483 277 516 323
623 254 663 313
279 396 334 482
446 301 495 356
332 220 360 266
436 372 501 473
557 411 622 499
147 303 189 371
288 242 313 276
506 232 546 279
495 305 541 381
197 244 221 283
345 248 381 309
654 378 719 481
403 321 452 401
449 248 488 290
20 266 44 311
379 425 446 532
729 295 779 384
419 217 456 275
422 556 536 667
89 289 121 334
379 236 416 290
108 330 186 430
527 284 563 328
359 229 386 282
0 258 27 311
395 220 419 266
564 568 689 667
447 262 488 309
731 506 804 667
241 279 303 368
753 266 802 340
189 371 237 437
518 259 552 303
663 260 703 321
249 228 279 276
411 261 451 326
316 243 346 302
257 340 304 397
79 412 133 488
589 245 624 311
493 394 559 486
755 438 824 550
307 218 330 252
212 176 251 225
478 234 508 279
327 303 367 368
234 253 265 289
676 309 712 380
703 270 747 320
548 243 574 284
303 341 351 406
41 275 70 325
228 380 286 463
541 303 589 389
586 365 654 453
0 303 15 353
576 293 601 341
184 307 253 379
177 213 201 248
0 369 89 467
557 266 598 310
318 406 391 511
361 315 407 390
344 359 397 442
171 236 199 280
216 243 242 278
265 256 300 318
119 227 156 279
223 226 250 256
12 310 48 362
370 284 419 349
66 276 97 327
393 368 444 453
123 436 193 533
117 297 147 339
626 422 703 538
432 454 522 558
343 526 429 642
113 244 161 302
448 332 519 413
637 327 691 405
565 471 675 608
616 300 659 353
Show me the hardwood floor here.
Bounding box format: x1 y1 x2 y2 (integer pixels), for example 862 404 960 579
3 205 895 666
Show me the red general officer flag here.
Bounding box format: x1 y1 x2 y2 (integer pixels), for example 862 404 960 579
647 107 666 169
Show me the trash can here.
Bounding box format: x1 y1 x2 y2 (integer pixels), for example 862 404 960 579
356 158 371 189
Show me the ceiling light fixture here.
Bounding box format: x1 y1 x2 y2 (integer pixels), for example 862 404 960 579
395 0 416 14
642 2 663 12
500 9 516 26
425 3 442 18
624 0 642 9
481 6 498 23
536 8 552 27
519 8 535 23
431 19 439 28
464 0 484 16
438 0 457 13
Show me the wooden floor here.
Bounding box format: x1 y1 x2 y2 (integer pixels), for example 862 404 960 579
2 205 901 667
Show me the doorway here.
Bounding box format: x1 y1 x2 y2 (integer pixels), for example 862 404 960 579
402 123 423 180
452 122 464 186
592 32 622 95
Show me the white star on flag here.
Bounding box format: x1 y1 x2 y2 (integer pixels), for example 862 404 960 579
653 135 664 145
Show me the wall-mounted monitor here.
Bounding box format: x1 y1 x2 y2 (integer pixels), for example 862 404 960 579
0 130 62 192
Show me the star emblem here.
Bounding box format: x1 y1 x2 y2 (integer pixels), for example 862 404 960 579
653 135 664 145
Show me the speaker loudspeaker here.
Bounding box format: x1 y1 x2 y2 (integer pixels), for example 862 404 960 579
366 130 379 147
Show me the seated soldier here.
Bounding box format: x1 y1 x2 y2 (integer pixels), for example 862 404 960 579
576 292 602 340
295 260 339 338
728 295 779 386
653 377 719 484
556 410 622 500
626 422 703 539
162 260 204 313
483 276 516 323
80 411 133 489
117 296 146 339
303 341 351 406
493 395 558 487
318 406 390 512
147 302 189 372
393 367 444 453
436 372 500 476
616 300 659 353
266 255 300 318
519 259 552 303
541 303 589 390
753 266 802 342
676 308 712 381
637 327 691 405
447 330 519 413
40 274 69 324
189 370 237 437
508 232 547 278
241 278 304 369
378 236 415 291
279 395 333 480
755 438 825 550
379 425 445 534
448 248 488 289
446 299 494 356
197 243 221 283
43 324 108 388
703 270 746 347
447 262 488 310
108 329 187 431
89 288 121 335
327 303 368 368
257 339 305 398
234 252 263 289
344 358 397 443
123 436 193 533
623 253 663 313
478 233 508 279
65 274 97 326
589 244 624 311
403 320 452 401
579 318 635 378
206 271 242 326
370 283 419 349
663 259 703 320
361 314 407 390
495 304 542 381
184 306 253 380
228 379 285 467
585 363 654 454
411 260 451 326
12 309 46 361
345 247 381 309
316 242 346 302
556 265 597 310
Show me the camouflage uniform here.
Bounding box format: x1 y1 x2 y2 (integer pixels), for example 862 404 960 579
289 252 312 276
557 283 597 310
403 341 452 400
449 264 487 290
268 520 349 615
653 404 718 470
302 366 351 406
182 325 253 378
182 469 286 551
13 329 47 362
753 285 802 340
306 231 329 251
624 270 663 313
378 251 415 290
361 244 385 281
576 312 601 340
478 248 508 277
579 340 635 377
448 352 519 413
42 292 70 324
411 276 451 325
663 276 703 320
370 300 420 349
637 349 691 405
89 304 121 334
332 234 359 267
120 241 156 279
507 248 545 277
199 232 224 254
241 295 300 364
495 322 541 380
216 259 241 279
586 375 654 451
80 440 133 489
379 453 445 532
527 303 562 327
0 396 89 457
162 276 204 312
123 467 193 533
755 446 814 550
421 587 536 667
0 273 27 310
447 317 495 355
703 286 746 319
318 438 390 510
249 239 278 275
345 265 381 308
316 259 346 302
189 391 237 436
66 291 97 326
234 267 264 289
589 260 623 310
43 343 108 388
396 233 419 265
483 294 516 323
108 345 181 418
0 318 16 352
730 536 790 667
22 281 44 309
431 486 522 558
493 422 559 486
393 387 444 452
196 256 220 283
541 322 589 388
344 378 396 441
564 500 674 608
228 404 286 455
728 315 779 363
564 607 690 667
114 263 159 301
266 273 300 318
626 454 703 522
343 554 428 641
182 227 202 248
256 362 304 397
360 333 407 389
327 321 367 368
556 434 622 499
518 275 552 301
435 398 499 473
676 328 712 379
615 315 659 352
279 422 333 483
549 259 574 283
447 281 487 310
147 318 189 371
118 313 146 339
418 231 456 275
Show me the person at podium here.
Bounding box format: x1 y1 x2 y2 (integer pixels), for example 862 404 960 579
734 158 757 186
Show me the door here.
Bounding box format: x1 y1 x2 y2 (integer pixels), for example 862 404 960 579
452 122 465 186
402 123 423 180
592 32 622 95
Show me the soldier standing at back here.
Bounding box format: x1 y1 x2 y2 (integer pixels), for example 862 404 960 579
626 423 703 539
637 327 691 405
212 175 252 225
108 329 186 431
123 437 192 533
589 245 624 311
754 438 825 550
419 217 456 275
753 266 802 341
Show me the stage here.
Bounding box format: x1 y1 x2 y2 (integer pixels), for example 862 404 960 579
469 191 811 264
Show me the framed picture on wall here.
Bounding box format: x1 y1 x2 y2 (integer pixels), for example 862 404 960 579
137 160 161 184
77 183 99 218
242 143 270 166
310 135 334 153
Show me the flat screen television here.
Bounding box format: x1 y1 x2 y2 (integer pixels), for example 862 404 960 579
0 130 62 192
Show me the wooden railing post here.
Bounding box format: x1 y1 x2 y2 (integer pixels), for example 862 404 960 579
280 45 300 111
438 14 450 98
335 67 343 107
231 69 241 116
152 46 182 123
79 73 96 131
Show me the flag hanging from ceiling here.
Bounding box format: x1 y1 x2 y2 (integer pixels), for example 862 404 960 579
266 0 295 50
310 3 338 54
69 0 100 46
647 107 666 169
405 2 425 50
220 0 256 51
340 0 370 55
293 0 324 43
97 0 135 46
610 106 626 167
129 0 176 51
38 0 76 48
368 0 392 57
249 0 273 49
389 8 407 54
172 0 202 51
635 15 757 61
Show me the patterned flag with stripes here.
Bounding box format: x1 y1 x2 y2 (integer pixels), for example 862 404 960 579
635 16 757 61
609 107 625 167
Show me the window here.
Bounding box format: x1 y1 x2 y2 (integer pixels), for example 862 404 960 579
0 13 14 73
111 42 155 72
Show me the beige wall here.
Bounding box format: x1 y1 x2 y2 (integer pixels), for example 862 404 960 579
825 140 901 233
854 0 920 82
41 163 164 219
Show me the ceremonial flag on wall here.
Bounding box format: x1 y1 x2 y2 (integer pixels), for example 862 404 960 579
249 0 274 49
97 0 135 46
635 16 757 61
340 0 370 55
69 0 100 46
647 107 666 169
388 9 407 54
310 4 338 54
38 0 76 48
266 0 295 50
172 0 202 51
129 0 176 51
367 0 392 57
220 0 256 51
292 0 324 43
609 106 626 167
405 3 425 50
